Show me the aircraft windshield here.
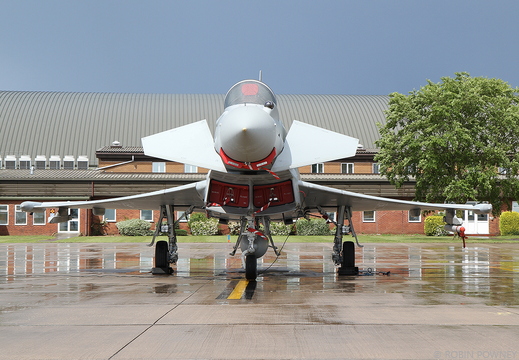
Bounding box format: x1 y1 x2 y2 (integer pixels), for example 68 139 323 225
224 80 277 108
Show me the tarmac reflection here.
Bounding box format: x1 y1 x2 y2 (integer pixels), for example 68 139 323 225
1 242 518 304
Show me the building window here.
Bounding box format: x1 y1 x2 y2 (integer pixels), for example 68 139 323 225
341 163 354 174
184 164 198 173
58 208 79 232
152 162 166 173
33 211 46 225
363 210 375 222
104 209 116 222
177 211 189 222
408 211 421 223
0 205 8 225
311 163 324 174
15 205 27 225
373 163 380 174
141 210 153 222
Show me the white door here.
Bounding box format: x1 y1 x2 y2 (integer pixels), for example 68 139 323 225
463 210 489 235
58 208 80 232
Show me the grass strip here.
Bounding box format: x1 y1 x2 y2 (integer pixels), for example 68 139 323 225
1 234 518 244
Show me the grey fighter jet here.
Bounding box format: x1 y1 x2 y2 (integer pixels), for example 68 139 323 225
21 80 492 280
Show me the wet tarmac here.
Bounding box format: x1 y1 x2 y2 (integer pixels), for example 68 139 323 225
1 242 518 359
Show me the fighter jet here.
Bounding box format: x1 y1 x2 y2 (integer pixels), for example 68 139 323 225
21 79 492 280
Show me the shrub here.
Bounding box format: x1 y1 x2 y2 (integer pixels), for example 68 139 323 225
296 218 333 236
187 212 207 228
499 211 519 235
269 222 292 236
116 219 152 236
175 229 188 236
189 217 219 236
227 221 241 235
424 215 448 236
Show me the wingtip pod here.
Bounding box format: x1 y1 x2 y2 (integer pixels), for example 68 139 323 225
20 201 44 213
474 203 492 214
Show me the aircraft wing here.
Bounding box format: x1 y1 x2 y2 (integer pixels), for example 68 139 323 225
298 181 492 214
21 181 207 213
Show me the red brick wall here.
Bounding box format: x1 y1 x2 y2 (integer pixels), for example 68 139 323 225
351 210 424 235
0 200 502 237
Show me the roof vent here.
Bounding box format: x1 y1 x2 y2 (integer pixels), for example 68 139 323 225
111 140 122 148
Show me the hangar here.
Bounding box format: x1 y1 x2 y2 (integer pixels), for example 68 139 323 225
0 90 497 236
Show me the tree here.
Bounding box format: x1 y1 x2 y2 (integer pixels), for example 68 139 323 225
375 72 519 216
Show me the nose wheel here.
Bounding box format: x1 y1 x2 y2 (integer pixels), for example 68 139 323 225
245 254 258 280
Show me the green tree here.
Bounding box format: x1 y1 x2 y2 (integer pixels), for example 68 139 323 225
375 73 519 216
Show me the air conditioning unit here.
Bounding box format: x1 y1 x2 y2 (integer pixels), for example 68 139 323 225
5 155 17 169
63 155 75 170
77 156 89 170
35 155 47 169
49 155 61 169
19 155 32 170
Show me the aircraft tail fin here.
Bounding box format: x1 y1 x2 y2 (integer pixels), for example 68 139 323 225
142 120 227 172
271 120 359 171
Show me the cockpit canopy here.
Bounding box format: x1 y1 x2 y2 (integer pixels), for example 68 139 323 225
224 80 277 109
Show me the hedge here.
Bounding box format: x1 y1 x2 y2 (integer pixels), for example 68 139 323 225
116 219 153 236
295 218 334 236
424 215 448 236
499 211 519 235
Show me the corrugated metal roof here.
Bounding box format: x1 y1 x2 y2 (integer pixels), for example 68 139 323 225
0 91 388 164
0 169 207 181
0 169 400 183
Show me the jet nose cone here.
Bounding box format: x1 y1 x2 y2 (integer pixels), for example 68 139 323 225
218 106 277 163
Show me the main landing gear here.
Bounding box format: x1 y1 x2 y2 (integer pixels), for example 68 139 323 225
326 205 361 276
149 205 193 275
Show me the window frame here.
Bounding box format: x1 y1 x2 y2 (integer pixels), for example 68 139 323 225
311 163 324 174
408 211 421 223
362 210 376 223
184 164 198 173
0 205 8 225
103 209 116 222
140 210 153 222
341 163 354 174
152 162 166 173
15 205 27 225
33 210 46 225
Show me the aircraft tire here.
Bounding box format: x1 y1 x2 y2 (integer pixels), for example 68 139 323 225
245 254 257 280
155 241 169 268
342 241 355 268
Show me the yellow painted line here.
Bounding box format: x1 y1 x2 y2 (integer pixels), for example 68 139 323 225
227 280 249 299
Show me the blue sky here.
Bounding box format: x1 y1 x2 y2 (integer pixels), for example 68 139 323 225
1 0 518 95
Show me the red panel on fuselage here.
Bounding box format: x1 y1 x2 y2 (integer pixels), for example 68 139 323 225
253 180 294 208
208 180 249 207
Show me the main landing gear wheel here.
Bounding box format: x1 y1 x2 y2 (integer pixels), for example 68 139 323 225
337 241 359 276
245 254 257 280
152 241 173 274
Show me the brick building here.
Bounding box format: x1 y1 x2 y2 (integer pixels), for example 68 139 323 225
0 90 499 236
